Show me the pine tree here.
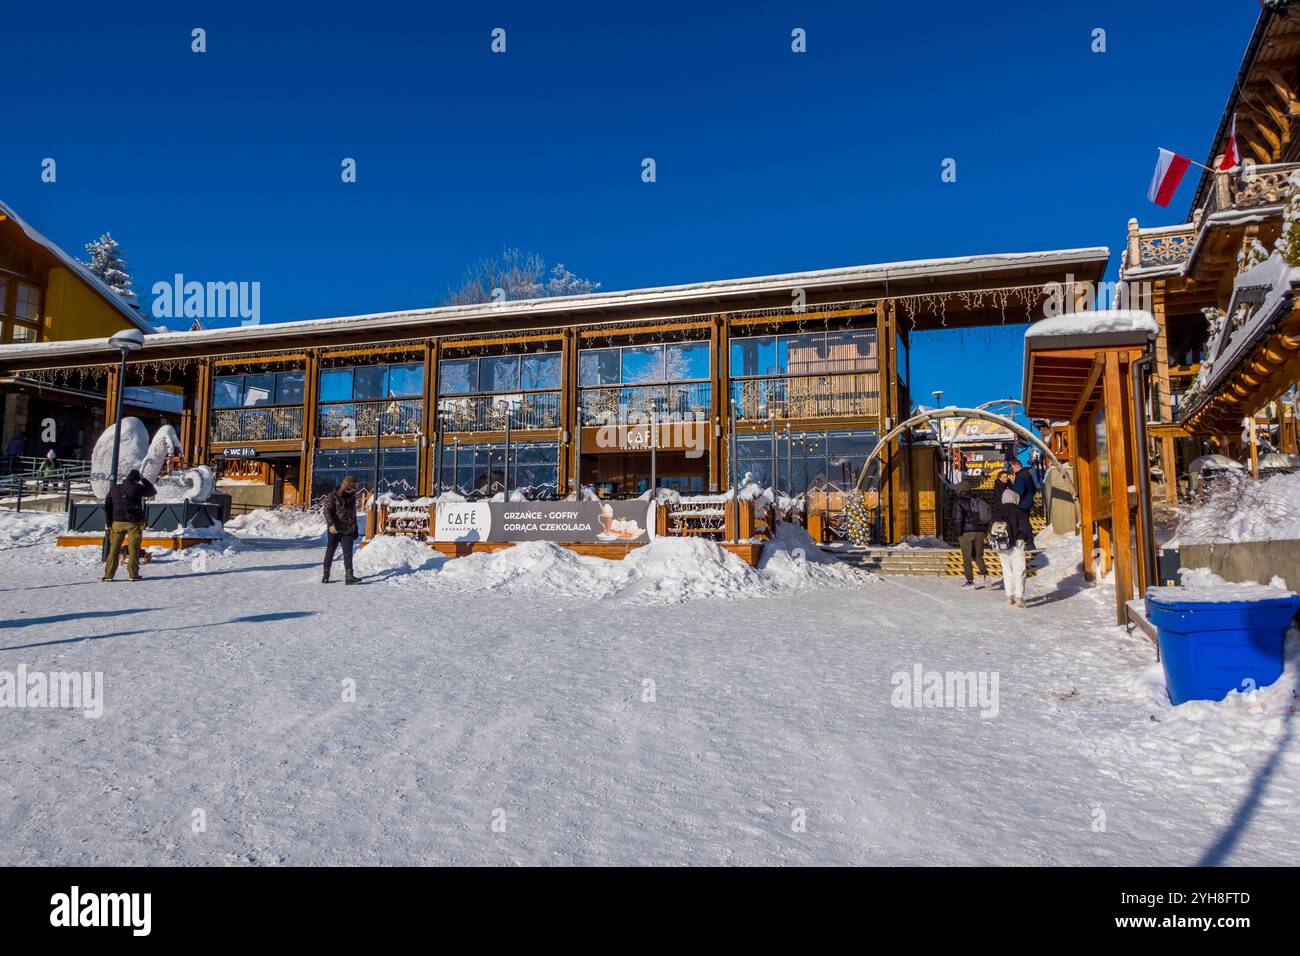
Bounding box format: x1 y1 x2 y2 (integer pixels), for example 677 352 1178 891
81 233 136 303
843 490 874 546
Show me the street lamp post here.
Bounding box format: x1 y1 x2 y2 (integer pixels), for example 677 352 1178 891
103 329 145 559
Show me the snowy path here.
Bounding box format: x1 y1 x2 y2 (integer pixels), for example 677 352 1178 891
0 512 1296 865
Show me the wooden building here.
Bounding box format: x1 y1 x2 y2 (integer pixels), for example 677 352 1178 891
1121 1 1300 496
0 231 1107 542
1023 312 1159 624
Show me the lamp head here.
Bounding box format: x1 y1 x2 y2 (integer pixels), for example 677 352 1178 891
109 328 145 353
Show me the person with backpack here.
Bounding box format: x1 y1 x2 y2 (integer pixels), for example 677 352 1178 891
321 475 360 585
951 479 991 589
102 469 157 581
988 487 1036 608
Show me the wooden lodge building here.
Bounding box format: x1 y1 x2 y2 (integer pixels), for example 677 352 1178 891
0 240 1107 543
1122 1 1300 494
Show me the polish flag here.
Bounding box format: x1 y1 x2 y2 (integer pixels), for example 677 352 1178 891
1220 114 1239 170
1148 148 1191 207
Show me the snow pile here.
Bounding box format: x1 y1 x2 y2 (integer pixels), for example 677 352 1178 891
354 535 441 577
894 535 950 550
1175 470 1300 544
226 508 327 540
1025 309 1158 340
1147 565 1294 604
392 524 874 604
0 510 67 550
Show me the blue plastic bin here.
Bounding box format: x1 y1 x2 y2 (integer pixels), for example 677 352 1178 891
1146 591 1299 705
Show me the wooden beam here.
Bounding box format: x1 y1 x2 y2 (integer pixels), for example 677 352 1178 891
1103 351 1134 625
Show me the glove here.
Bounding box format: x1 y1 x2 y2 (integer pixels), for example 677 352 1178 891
328 525 338 534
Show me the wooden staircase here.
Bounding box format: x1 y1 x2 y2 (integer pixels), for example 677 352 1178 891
827 544 1045 577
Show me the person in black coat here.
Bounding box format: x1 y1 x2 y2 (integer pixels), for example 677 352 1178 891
1010 460 1037 514
321 476 359 584
991 488 1035 607
103 469 157 581
951 479 990 588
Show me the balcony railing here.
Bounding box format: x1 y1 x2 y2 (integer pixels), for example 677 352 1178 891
578 382 712 426
730 373 879 421
1135 163 1300 270
317 399 423 439
438 391 561 433
209 406 303 443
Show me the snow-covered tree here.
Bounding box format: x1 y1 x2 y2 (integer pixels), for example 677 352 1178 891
444 248 599 305
1275 170 1300 266
81 233 137 303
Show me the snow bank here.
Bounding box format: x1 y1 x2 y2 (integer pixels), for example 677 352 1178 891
225 508 327 540
0 510 67 550
1146 566 1295 604
1175 471 1300 544
354 535 441 576
390 523 874 604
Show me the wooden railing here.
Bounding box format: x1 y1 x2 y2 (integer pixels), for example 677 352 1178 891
730 373 879 421
317 399 423 438
438 392 561 432
209 406 303 443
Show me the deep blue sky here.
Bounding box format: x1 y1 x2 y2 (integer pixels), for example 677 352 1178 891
3 1 1251 413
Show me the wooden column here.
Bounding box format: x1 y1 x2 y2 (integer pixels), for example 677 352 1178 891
299 351 318 507
878 301 896 542
1103 351 1134 625
1071 417 1095 582
1152 283 1178 504
559 327 577 495
420 339 439 496
103 362 122 429
178 371 197 464
712 313 728 492
193 358 212 467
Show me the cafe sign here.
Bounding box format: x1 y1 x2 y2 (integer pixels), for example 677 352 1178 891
433 501 653 543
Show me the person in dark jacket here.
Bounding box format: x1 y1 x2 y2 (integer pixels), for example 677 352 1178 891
322 475 359 584
991 488 1035 608
1010 460 1037 514
103 469 157 581
951 479 990 589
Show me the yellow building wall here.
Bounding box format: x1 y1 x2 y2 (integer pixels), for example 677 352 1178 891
40 266 138 342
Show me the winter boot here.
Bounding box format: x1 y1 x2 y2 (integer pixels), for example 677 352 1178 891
961 580 974 589
1014 598 1027 609
980 575 990 590
345 571 358 585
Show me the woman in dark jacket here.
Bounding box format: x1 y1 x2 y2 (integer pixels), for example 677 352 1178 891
322 476 359 584
991 488 1035 608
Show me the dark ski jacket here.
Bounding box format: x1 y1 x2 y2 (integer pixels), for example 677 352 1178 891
1011 469 1036 511
991 501 1035 550
322 489 358 536
104 474 157 524
952 494 989 536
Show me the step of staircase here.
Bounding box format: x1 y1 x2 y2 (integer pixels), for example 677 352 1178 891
826 545 1045 577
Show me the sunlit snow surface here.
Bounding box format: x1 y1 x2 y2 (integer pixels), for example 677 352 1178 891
0 508 1296 865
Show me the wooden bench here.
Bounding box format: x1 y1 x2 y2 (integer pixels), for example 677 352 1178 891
1125 599 1160 658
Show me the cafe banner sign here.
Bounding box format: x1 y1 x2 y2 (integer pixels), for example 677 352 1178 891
434 501 653 543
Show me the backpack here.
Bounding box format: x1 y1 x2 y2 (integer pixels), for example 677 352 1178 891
968 496 992 526
987 519 1011 552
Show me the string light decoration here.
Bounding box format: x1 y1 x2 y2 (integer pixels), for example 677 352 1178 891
896 283 1050 330
842 489 874 546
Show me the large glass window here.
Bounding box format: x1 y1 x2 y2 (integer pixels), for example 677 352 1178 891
438 358 477 394
211 370 306 409
352 365 386 401
732 429 877 493
520 352 561 390
480 355 519 392
311 443 420 503
318 368 352 403
730 329 877 378
579 343 709 386
14 283 41 322
0 278 8 314
387 362 424 397
579 348 620 386
437 441 559 499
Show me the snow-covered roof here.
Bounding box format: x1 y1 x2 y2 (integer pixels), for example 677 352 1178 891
0 245 1109 369
1024 309 1158 341
1188 454 1244 473
0 199 153 334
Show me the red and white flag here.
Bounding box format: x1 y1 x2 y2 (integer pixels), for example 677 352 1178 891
1148 148 1191 207
1220 113 1239 170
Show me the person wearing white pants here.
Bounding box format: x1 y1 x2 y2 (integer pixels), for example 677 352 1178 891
990 486 1035 608
1003 541 1028 605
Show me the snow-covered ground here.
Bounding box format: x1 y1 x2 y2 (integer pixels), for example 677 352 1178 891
0 508 1297 865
